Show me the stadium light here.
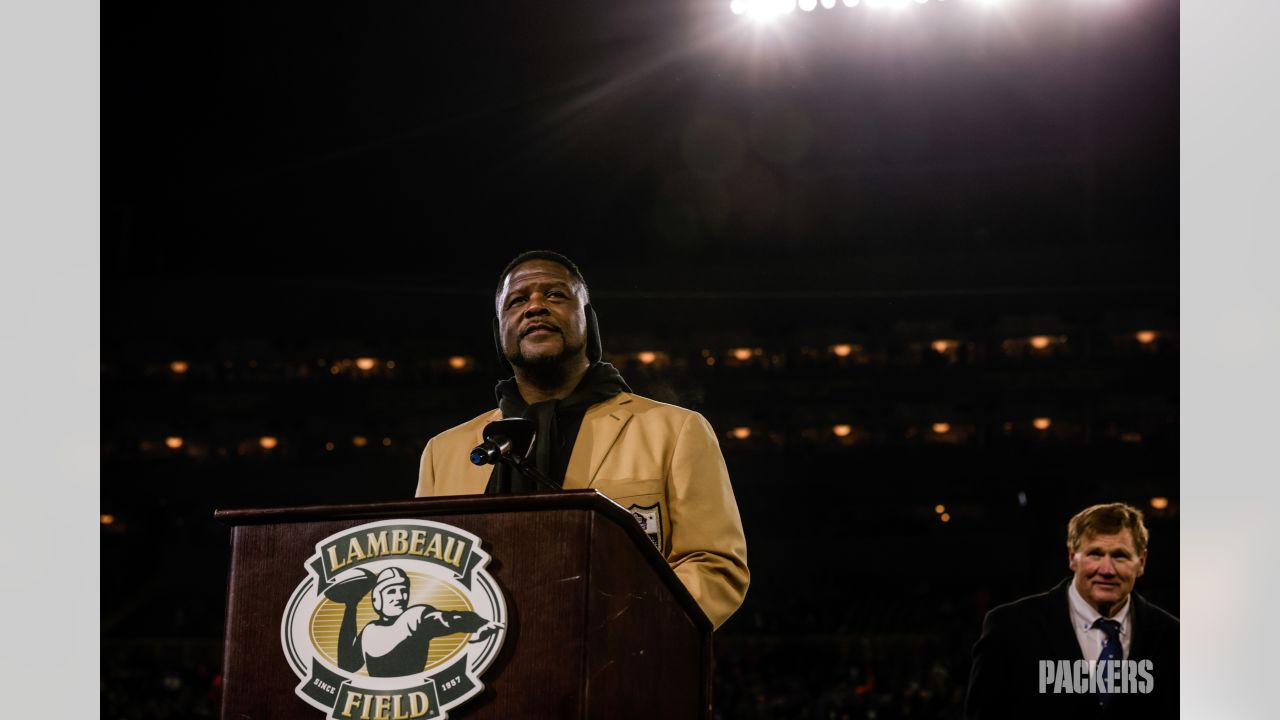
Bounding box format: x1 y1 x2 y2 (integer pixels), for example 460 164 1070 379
732 0 797 21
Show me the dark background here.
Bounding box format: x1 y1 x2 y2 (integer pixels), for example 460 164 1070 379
102 1 1178 717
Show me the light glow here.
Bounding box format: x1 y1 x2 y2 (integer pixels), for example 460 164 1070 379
1029 335 1052 350
932 422 951 434
940 513 952 523
1033 417 1052 431
637 351 657 365
935 504 946 514
799 0 817 11
352 435 369 448
169 360 189 374
833 424 853 437
355 357 376 371
448 355 472 370
101 514 115 525
1136 330 1158 344
730 426 752 440
259 436 279 450
832 343 853 358
731 348 755 361
164 436 184 449
1150 496 1170 510
736 0 796 21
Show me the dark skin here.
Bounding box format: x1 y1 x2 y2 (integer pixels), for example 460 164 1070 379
495 260 591 404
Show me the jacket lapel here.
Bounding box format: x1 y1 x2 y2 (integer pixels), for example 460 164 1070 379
1127 592 1149 660
1046 577 1086 662
563 394 633 490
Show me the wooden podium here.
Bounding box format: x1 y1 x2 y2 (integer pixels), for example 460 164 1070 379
215 490 712 719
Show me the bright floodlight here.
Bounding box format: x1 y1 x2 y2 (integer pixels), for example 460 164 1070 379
843 0 860 6
799 0 817 10
821 0 837 8
736 0 796 21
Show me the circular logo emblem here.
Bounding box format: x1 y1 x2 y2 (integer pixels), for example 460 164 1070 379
281 519 507 719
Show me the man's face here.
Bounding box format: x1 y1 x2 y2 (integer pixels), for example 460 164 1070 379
377 584 409 618
496 260 588 370
1068 531 1147 614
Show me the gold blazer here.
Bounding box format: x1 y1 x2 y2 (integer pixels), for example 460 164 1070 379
416 392 749 629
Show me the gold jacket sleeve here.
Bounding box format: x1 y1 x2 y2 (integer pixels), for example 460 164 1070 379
666 411 750 629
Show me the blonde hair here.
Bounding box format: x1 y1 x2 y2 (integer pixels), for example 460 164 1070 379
1067 502 1149 555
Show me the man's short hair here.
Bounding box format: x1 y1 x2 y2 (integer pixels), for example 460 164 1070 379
494 250 590 313
1067 502 1150 555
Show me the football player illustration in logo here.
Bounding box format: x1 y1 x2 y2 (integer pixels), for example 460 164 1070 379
327 566 504 678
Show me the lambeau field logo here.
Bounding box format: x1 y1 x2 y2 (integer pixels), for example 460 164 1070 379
282 519 507 720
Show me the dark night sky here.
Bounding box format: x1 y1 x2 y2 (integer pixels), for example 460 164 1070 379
106 0 1177 315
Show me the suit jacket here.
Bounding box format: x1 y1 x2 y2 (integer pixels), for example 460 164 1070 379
415 391 750 629
965 577 1179 719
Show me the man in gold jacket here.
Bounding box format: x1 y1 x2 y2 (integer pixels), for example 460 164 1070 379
416 251 749 629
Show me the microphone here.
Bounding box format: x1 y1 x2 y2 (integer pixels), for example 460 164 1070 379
469 417 559 492
470 418 536 466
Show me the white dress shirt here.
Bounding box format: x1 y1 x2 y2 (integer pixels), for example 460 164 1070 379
1067 580 1133 661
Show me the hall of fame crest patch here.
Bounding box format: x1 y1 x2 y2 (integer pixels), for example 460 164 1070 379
628 502 663 550
280 519 507 720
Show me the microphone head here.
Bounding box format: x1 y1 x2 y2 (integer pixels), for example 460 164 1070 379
470 445 494 466
481 418 536 456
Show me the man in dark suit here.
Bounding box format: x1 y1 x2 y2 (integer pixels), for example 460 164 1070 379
965 503 1179 719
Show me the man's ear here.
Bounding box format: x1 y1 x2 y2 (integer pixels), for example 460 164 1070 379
492 316 511 370
1136 550 1147 578
1068 547 1079 574
584 303 602 364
